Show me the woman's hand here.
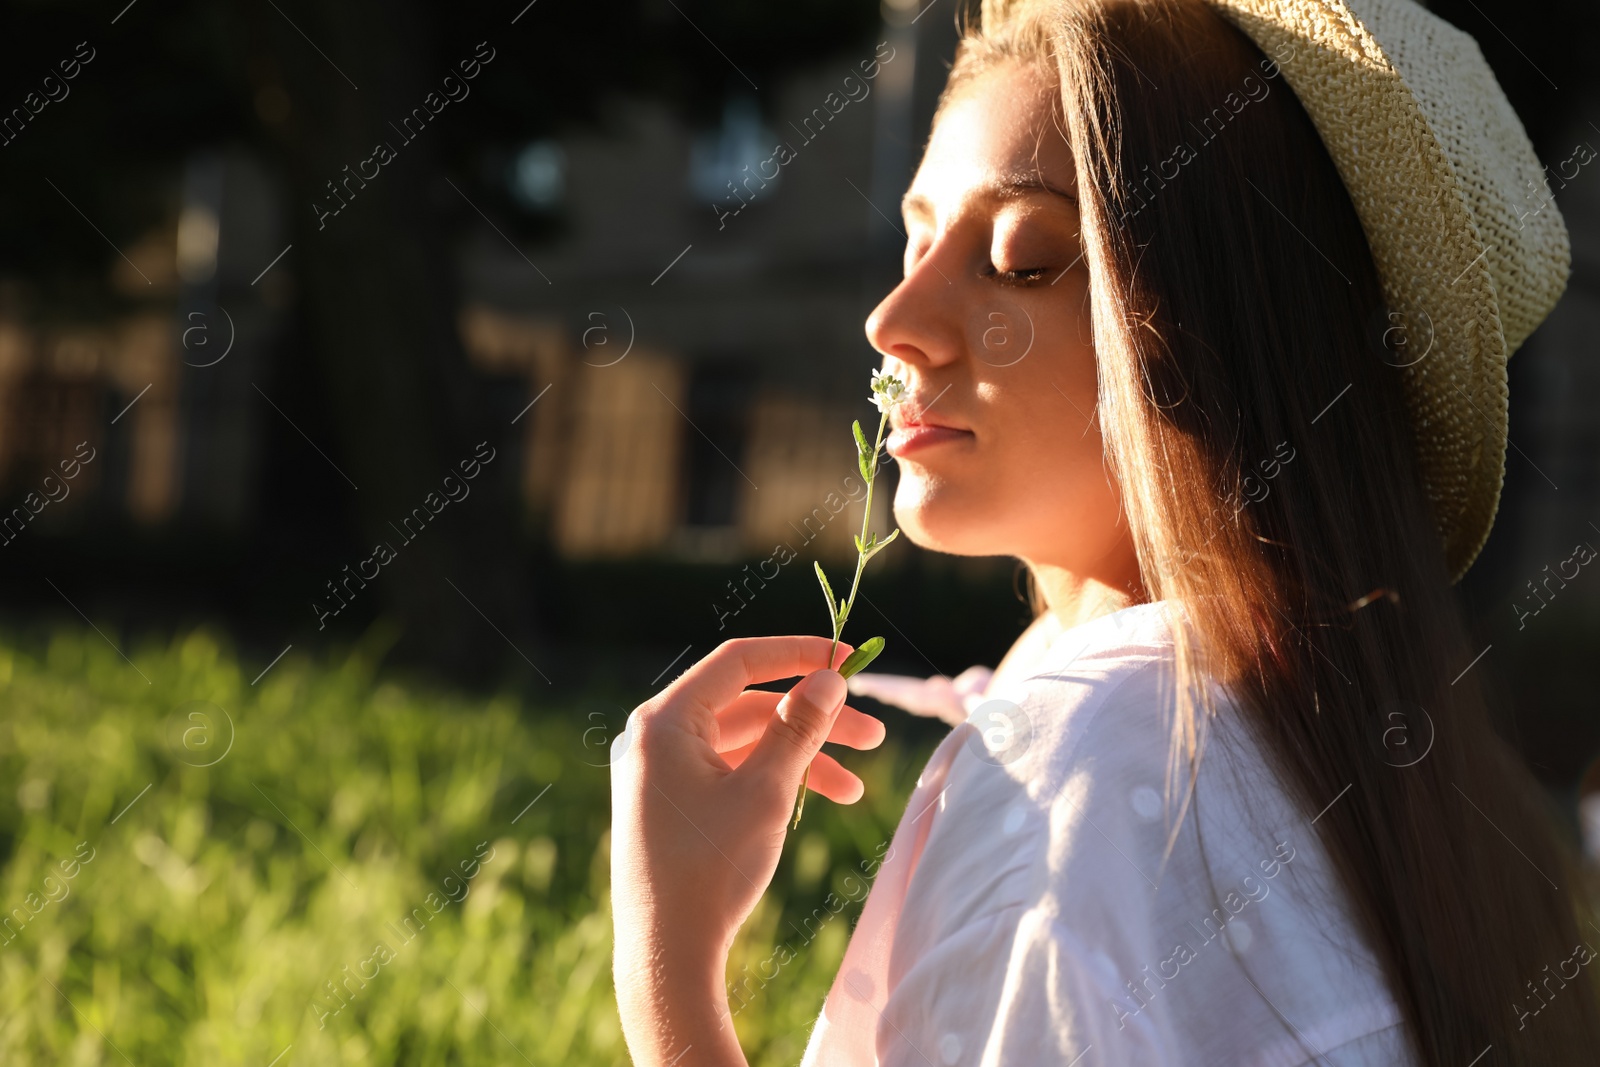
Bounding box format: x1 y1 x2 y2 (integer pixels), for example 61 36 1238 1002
610 636 886 1066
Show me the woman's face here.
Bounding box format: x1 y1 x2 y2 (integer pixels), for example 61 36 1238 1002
866 59 1135 579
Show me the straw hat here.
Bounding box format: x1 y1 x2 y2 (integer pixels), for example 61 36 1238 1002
982 0 1571 583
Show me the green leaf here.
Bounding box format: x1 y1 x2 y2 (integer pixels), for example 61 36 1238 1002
838 636 886 678
837 597 849 625
854 420 873 481
814 562 837 626
863 528 900 561
853 533 864 554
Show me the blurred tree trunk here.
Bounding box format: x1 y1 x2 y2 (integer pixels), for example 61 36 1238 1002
250 0 532 677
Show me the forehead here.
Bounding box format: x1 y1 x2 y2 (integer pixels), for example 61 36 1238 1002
905 60 1075 218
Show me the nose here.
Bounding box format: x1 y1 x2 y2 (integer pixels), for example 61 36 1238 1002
864 247 965 378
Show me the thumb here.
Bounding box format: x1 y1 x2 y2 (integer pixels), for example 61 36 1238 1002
735 668 849 794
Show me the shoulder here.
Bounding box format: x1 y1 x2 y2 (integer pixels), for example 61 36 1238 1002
888 604 1191 957
975 598 1187 788
891 599 1415 1065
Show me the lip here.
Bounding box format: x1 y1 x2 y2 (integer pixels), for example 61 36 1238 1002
888 399 968 435
886 423 975 457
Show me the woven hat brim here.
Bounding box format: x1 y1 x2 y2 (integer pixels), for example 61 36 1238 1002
1202 0 1570 582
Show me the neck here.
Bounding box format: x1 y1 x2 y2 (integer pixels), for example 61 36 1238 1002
1023 544 1149 636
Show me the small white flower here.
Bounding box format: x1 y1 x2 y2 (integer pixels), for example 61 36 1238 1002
869 368 907 413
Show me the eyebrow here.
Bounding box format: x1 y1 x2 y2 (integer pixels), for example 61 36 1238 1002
901 171 1079 219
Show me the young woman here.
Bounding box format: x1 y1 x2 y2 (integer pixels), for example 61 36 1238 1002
610 0 1600 1063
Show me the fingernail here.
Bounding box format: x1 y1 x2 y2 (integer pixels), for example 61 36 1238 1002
793 669 847 711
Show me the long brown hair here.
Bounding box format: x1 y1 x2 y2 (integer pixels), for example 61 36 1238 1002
938 0 1600 1062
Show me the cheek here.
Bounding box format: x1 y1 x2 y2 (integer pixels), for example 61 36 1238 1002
891 402 1099 555
891 296 1110 556
1029 430 1121 529
920 361 1112 553
997 391 1111 520
992 321 1101 483
1031 385 1101 465
971 299 1037 368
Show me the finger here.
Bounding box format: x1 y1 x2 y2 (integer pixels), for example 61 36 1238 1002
802 750 865 805
730 667 849 795
715 691 884 753
721 743 863 804
654 637 854 730
721 739 757 768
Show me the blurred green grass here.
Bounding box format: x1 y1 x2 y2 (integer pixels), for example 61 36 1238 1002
0 626 931 1066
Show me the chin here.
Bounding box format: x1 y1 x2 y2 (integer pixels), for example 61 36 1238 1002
891 478 1000 558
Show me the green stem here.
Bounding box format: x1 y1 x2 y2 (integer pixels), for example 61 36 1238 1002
794 408 891 829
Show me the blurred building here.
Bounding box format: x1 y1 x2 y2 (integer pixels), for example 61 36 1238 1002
451 7 945 564
0 147 286 540
0 7 961 573
0 4 1595 613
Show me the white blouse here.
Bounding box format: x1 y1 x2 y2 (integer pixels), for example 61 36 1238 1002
799 599 1418 1066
